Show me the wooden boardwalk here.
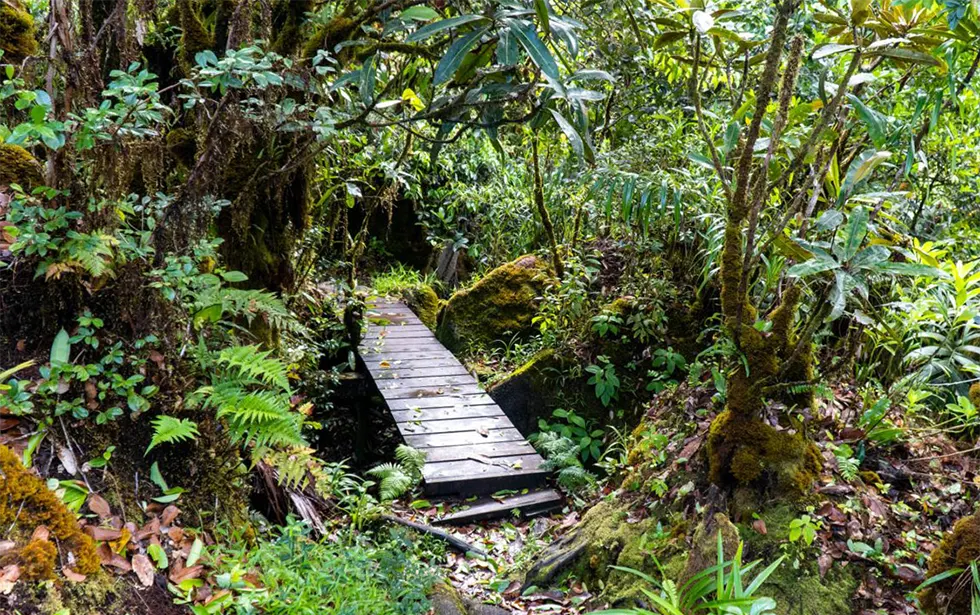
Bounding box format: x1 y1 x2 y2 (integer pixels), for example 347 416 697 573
359 297 551 497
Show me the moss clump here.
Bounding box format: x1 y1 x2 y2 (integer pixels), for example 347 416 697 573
165 127 198 168
0 445 99 577
921 513 980 614
437 255 551 352
0 143 43 188
177 0 214 71
271 0 314 56
681 513 740 583
707 409 821 495
17 538 57 580
524 499 662 605
402 284 440 329
970 382 980 410
0 4 38 63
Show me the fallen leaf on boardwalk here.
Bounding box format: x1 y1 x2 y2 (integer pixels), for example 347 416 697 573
477 427 489 437
379 361 391 368
88 493 112 519
132 554 155 586
62 567 86 582
512 460 523 469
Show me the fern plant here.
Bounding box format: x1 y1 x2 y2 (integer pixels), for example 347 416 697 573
145 344 309 462
535 431 596 493
367 445 426 501
145 415 200 453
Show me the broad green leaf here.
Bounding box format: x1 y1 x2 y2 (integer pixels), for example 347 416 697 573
406 15 489 43
850 244 890 270
511 21 561 88
840 206 869 261
186 537 204 567
220 271 248 282
570 69 614 83
839 149 891 202
549 109 588 161
868 47 942 67
148 543 169 569
399 6 441 21
497 28 518 65
814 209 844 231
812 44 858 60
50 328 70 365
877 262 949 278
847 94 887 147
434 27 487 85
787 254 840 278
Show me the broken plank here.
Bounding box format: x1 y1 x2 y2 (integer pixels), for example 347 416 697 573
435 489 563 526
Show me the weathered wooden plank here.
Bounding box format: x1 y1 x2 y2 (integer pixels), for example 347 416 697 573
416 441 536 462
360 340 449 353
363 328 435 339
423 455 545 481
397 416 510 435
362 352 458 363
435 489 562 525
385 394 497 410
404 428 524 448
374 375 475 390
425 470 548 496
391 405 503 423
383 384 485 400
371 366 471 379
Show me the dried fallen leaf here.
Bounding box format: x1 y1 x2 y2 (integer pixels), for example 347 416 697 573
0 541 14 555
0 564 20 594
477 426 489 437
169 564 203 583
752 519 768 535
62 566 86 583
132 554 154 586
85 526 122 542
31 526 50 542
57 444 79 475
135 517 161 541
161 505 180 526
87 493 112 519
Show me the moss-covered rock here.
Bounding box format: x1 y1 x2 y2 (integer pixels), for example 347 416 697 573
524 498 663 605
921 513 980 614
437 255 551 353
681 512 740 582
0 143 43 188
402 284 440 329
0 4 38 63
0 445 99 579
488 348 561 434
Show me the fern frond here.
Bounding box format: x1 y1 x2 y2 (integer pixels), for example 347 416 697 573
367 462 416 501
216 345 291 390
220 288 305 334
146 415 200 454
394 445 426 478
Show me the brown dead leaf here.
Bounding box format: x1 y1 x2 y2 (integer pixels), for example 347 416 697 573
135 517 161 541
87 494 112 519
161 505 180 526
149 350 166 369
169 565 203 583
818 553 833 578
31 526 50 542
132 554 154 587
85 526 122 542
752 519 768 535
0 541 14 555
167 526 184 543
62 567 86 583
0 564 20 594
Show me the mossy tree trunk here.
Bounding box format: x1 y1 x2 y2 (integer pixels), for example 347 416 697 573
694 1 836 493
531 133 564 278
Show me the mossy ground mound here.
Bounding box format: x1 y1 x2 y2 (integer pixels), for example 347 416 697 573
0 144 43 189
0 445 99 580
436 255 551 352
0 4 37 63
706 409 822 495
921 513 980 614
401 284 440 329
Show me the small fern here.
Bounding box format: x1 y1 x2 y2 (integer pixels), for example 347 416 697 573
368 446 426 501
146 415 200 454
214 345 291 390
368 463 415 501
394 445 426 478
221 288 305 334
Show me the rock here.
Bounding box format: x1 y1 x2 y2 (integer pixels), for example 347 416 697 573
402 284 440 329
429 583 509 615
524 499 661 606
681 512 740 583
487 349 560 434
437 255 551 352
